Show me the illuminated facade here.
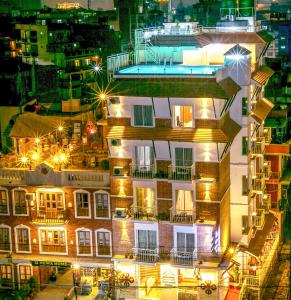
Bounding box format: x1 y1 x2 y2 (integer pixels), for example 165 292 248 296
106 18 279 300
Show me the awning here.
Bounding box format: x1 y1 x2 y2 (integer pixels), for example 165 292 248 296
251 98 274 124
252 65 274 85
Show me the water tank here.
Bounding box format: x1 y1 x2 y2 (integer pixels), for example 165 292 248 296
238 0 254 17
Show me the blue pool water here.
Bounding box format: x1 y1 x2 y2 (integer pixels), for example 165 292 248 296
117 64 222 75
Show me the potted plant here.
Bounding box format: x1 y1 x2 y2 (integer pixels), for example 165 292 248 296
49 272 57 282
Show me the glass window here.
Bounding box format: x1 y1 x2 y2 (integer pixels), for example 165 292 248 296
176 190 193 213
242 215 249 234
242 137 248 155
76 193 89 217
0 190 8 214
95 193 109 218
242 176 248 196
177 232 195 252
133 105 153 127
174 106 193 127
136 188 154 214
19 265 31 283
0 265 12 288
135 146 153 167
242 97 247 116
38 192 64 211
0 228 10 251
40 229 66 253
175 148 193 166
14 190 27 215
137 230 157 249
97 231 111 255
78 231 91 254
16 228 29 252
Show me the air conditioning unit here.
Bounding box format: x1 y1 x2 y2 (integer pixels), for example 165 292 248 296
115 208 126 218
108 96 120 105
25 193 35 201
113 166 124 176
111 139 121 147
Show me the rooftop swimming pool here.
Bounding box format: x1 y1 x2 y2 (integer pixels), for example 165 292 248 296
117 64 223 76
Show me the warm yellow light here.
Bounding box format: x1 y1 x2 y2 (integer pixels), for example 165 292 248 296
58 125 64 132
60 153 66 162
32 238 37 244
53 156 59 163
20 156 29 164
229 247 235 254
100 93 106 101
72 263 80 270
31 152 39 161
35 138 41 144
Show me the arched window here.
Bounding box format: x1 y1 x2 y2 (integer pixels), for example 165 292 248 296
13 188 28 216
0 224 11 252
94 191 110 219
15 225 31 253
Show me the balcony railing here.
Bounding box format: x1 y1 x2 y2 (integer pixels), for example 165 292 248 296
251 137 265 155
252 173 265 193
262 194 271 213
170 208 195 223
95 208 110 218
263 161 272 179
133 247 159 263
244 275 260 287
18 243 30 252
41 244 66 253
168 164 195 181
130 164 154 179
130 206 157 221
253 209 265 229
0 205 8 214
98 246 111 256
78 245 91 255
14 206 28 215
32 209 67 224
170 248 197 266
263 128 272 144
76 207 90 217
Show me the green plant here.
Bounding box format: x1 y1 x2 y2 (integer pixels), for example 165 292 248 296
101 159 109 170
28 276 36 289
158 212 169 221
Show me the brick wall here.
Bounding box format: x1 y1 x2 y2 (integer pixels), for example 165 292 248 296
196 162 219 179
196 202 219 223
218 153 230 197
219 190 230 252
157 181 172 199
156 160 171 177
109 157 131 176
110 178 132 196
195 119 219 128
155 119 171 128
196 182 219 201
112 220 134 256
159 223 173 254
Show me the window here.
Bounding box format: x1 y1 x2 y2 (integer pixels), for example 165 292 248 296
19 265 32 284
242 137 248 155
75 60 80 67
75 191 90 218
133 105 153 127
77 230 92 255
40 229 66 254
38 192 64 212
242 176 248 196
0 189 8 215
174 106 193 128
0 227 10 251
16 227 30 253
96 230 111 256
94 192 109 218
175 148 193 166
177 232 195 252
136 188 155 215
242 97 247 116
137 230 157 249
0 265 12 288
135 146 154 169
14 190 27 215
242 215 249 235
30 30 37 43
175 190 193 214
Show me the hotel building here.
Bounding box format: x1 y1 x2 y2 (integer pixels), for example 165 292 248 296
0 10 282 300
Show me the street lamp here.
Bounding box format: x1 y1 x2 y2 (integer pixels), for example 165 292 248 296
72 264 80 300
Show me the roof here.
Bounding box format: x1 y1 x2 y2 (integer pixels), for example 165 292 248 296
251 98 274 124
246 213 277 257
112 77 241 99
252 65 275 85
150 32 266 47
224 44 251 56
9 112 94 138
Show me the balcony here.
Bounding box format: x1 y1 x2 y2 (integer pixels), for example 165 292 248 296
170 208 195 224
18 243 30 252
252 173 265 194
262 194 271 213
76 207 90 217
263 127 272 144
170 248 197 266
130 206 157 221
253 209 265 230
168 164 195 181
41 244 67 253
263 161 272 179
251 137 265 156
14 206 28 215
31 209 67 225
95 208 110 218
130 164 154 179
133 247 159 263
244 275 260 288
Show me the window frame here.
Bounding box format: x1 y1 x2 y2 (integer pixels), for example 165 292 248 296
12 188 29 216
0 264 13 288
94 191 110 219
75 228 93 257
242 136 248 155
0 225 11 253
74 190 91 219
95 229 112 257
173 105 194 128
242 175 248 196
39 227 68 255
0 188 9 216
17 264 32 286
15 225 31 253
132 105 154 127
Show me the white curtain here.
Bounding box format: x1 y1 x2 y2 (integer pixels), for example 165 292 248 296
176 190 193 214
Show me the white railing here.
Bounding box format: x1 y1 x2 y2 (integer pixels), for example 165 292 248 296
244 275 260 287
170 207 195 223
0 169 25 185
170 248 197 266
133 247 159 263
130 164 154 179
253 209 265 229
64 170 110 187
130 206 157 220
107 52 135 73
168 164 195 181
